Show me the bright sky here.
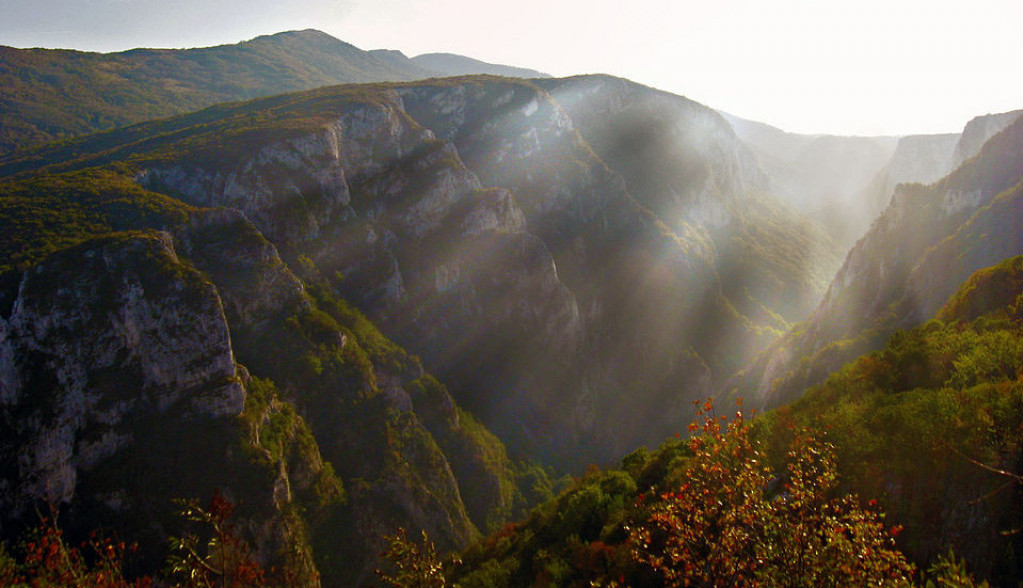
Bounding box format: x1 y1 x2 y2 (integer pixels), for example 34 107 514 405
2 0 1022 136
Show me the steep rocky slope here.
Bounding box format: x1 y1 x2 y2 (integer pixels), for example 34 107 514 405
0 73 843 582
953 109 1023 168
540 77 839 326
0 88 543 584
1 75 836 469
858 110 1023 223
861 133 959 214
734 114 1023 408
411 53 550 78
0 232 331 581
722 113 897 250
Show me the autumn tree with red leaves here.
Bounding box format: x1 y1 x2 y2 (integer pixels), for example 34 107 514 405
628 399 915 588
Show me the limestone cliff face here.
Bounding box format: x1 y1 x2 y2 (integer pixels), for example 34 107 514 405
395 78 726 461
137 94 435 248
538 76 768 231
737 115 1023 408
1 72 853 555
0 234 240 514
953 109 1023 168
0 232 330 571
531 76 837 326
865 133 959 213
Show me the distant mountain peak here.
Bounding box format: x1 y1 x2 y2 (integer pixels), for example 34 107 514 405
412 52 551 78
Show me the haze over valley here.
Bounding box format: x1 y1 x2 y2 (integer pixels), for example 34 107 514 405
2 22 1023 587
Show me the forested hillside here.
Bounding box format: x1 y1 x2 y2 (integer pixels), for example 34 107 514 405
443 255 1023 586
0 29 436 155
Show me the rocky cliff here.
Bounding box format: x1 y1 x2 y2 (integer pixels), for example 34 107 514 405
0 232 330 579
722 113 897 251
3 75 839 469
1 73 848 582
0 152 530 585
862 133 959 213
735 114 1023 408
953 109 1023 168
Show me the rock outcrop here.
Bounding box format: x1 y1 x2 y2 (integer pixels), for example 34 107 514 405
735 115 1023 408
0 233 325 579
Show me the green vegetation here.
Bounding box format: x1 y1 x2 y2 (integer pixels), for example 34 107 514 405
755 284 1023 582
441 401 917 587
0 169 191 272
417 256 1023 586
0 30 435 156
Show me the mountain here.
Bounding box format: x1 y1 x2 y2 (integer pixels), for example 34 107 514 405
953 109 1023 168
538 77 840 327
412 53 550 78
0 194 537 585
857 109 1023 224
0 29 437 156
1 74 836 470
733 112 1023 409
722 113 897 250
0 70 846 583
449 254 1023 586
859 133 960 215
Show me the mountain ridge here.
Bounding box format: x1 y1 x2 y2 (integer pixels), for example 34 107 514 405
412 52 550 78
733 113 1023 409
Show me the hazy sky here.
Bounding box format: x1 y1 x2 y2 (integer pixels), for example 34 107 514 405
2 0 1022 136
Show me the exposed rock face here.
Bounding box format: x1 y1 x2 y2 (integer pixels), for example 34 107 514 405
736 115 1023 408
0 232 335 580
127 76 834 467
0 234 240 512
138 119 362 248
864 133 959 213
953 109 1023 168
723 112 898 250
0 73 861 582
538 76 768 232
175 208 307 325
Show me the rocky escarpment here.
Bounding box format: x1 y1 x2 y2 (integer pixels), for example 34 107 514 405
537 76 839 325
0 73 860 581
858 110 1023 227
735 115 1023 408
862 133 959 214
540 76 769 231
396 78 736 460
127 76 834 466
723 113 897 251
0 234 240 510
0 232 327 578
953 109 1023 168
0 177 529 584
